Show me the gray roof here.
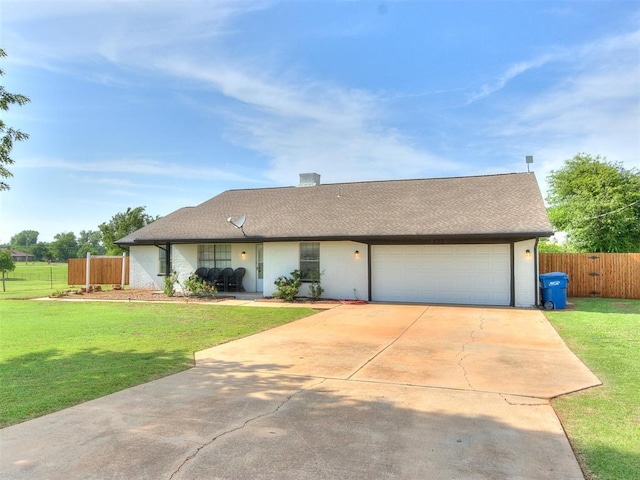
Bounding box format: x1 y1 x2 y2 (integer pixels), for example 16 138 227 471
116 172 552 245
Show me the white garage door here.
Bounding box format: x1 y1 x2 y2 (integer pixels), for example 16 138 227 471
372 244 511 305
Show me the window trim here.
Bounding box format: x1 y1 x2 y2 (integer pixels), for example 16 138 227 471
198 244 232 269
299 242 320 282
158 245 171 276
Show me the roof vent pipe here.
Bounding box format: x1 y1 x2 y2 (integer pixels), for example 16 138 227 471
298 173 321 187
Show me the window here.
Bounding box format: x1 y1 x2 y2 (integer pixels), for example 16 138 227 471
299 242 320 281
158 247 172 275
198 244 231 269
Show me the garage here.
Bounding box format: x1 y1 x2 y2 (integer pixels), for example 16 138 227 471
371 244 511 305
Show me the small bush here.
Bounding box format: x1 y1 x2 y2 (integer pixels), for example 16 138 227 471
308 270 324 301
163 272 179 297
273 269 302 302
182 273 216 297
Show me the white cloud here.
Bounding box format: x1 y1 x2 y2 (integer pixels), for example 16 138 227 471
467 55 554 103
16 156 258 183
482 28 640 193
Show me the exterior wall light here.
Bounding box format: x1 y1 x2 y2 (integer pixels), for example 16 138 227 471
241 251 247 259
525 249 532 258
354 250 360 258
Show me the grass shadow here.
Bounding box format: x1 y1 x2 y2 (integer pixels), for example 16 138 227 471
0 347 193 427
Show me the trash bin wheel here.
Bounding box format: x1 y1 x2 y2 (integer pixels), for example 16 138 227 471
543 301 554 310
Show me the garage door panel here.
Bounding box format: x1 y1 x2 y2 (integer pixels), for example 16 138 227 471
372 244 510 306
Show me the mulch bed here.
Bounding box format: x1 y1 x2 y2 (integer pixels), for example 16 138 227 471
50 288 352 304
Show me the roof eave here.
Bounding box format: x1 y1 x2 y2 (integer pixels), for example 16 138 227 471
115 230 554 246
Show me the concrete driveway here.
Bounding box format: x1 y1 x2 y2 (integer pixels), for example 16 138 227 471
1 304 600 479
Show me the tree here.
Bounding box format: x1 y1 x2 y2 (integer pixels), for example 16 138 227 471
31 242 53 262
77 230 106 258
50 232 78 261
0 249 15 292
99 206 158 255
1 49 30 191
546 153 640 252
10 230 39 251
537 238 567 253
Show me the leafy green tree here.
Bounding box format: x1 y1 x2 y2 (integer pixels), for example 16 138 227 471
77 230 106 257
546 153 640 252
50 232 78 261
99 206 158 255
10 230 39 251
537 239 567 253
1 49 30 191
31 242 53 262
0 249 15 291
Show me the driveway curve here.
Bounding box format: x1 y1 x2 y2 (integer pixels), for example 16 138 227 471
1 304 600 480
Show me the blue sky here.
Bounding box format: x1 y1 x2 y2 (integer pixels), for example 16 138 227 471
1 1 639 243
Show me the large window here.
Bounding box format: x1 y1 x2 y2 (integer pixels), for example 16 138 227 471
198 244 231 269
299 242 320 281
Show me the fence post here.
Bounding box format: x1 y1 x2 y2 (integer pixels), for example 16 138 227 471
86 252 91 292
121 252 126 289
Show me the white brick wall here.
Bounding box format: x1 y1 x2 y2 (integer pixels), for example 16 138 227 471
129 245 164 290
263 241 368 300
514 239 537 307
129 239 537 305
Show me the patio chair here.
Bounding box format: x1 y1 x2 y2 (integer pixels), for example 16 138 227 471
205 268 221 286
216 267 234 292
194 267 208 281
227 267 246 292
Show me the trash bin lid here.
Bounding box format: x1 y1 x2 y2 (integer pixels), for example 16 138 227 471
539 272 568 278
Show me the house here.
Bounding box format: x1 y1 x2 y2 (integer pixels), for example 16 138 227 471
9 250 34 262
116 172 553 307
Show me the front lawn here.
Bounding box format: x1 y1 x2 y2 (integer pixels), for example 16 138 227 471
546 297 640 480
0 300 315 427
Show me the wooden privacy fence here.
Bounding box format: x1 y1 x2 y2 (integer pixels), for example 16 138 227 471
68 256 130 286
539 253 640 299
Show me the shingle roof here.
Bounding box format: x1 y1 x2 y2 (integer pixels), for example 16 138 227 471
116 172 552 245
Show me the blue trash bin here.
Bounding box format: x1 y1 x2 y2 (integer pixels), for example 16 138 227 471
539 272 569 310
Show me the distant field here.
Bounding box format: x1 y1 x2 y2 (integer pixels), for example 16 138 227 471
1 262 73 299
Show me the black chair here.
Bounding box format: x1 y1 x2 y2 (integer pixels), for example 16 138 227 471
205 268 221 286
194 267 208 280
228 267 246 292
216 267 234 292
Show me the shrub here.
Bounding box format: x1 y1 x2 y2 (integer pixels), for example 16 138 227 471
163 272 179 297
308 270 324 301
182 273 216 297
273 269 302 302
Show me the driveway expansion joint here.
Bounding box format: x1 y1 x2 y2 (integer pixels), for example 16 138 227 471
167 378 327 480
346 306 430 380
499 393 550 406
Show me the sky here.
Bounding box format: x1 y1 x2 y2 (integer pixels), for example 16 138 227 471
1 0 639 243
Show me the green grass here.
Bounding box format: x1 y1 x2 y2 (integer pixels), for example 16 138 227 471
546 298 640 480
0 300 315 427
1 262 72 299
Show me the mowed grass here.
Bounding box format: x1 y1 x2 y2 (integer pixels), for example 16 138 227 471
0 300 315 427
546 298 640 480
1 262 72 299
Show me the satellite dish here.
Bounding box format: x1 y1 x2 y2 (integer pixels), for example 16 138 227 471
227 215 248 237
235 215 246 228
